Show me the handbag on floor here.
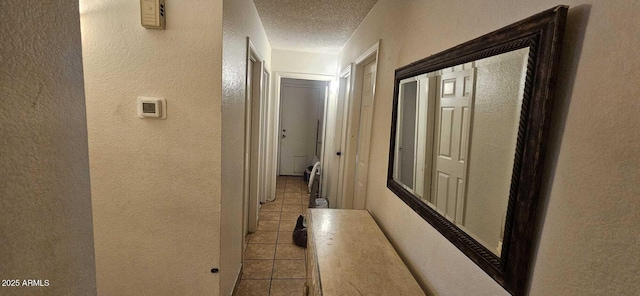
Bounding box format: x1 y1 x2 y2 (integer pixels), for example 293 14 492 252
292 215 307 248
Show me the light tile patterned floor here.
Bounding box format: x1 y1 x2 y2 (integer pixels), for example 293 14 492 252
234 176 308 296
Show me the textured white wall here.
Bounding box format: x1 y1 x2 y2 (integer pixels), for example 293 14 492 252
271 49 338 75
0 1 97 295
80 0 223 295
222 0 271 295
339 1 640 295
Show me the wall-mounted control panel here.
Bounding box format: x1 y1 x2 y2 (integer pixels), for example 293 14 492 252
140 0 165 30
137 97 167 119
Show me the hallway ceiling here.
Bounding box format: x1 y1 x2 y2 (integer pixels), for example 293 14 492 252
253 0 379 53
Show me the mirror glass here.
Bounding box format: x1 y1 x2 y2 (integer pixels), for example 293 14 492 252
392 47 529 256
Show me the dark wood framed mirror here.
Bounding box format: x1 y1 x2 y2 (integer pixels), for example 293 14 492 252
387 6 568 295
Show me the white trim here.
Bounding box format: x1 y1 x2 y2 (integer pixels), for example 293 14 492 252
247 38 264 61
244 37 264 234
340 64 353 78
230 263 243 296
261 67 272 203
354 40 380 65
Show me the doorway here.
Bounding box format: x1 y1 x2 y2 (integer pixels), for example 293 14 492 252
278 79 327 176
340 41 379 210
333 65 352 209
244 39 265 235
270 72 334 202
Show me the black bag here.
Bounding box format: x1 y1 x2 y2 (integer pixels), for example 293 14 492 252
292 215 307 248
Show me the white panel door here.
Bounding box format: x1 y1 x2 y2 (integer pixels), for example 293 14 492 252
334 71 351 208
353 60 377 209
431 68 475 224
279 84 323 176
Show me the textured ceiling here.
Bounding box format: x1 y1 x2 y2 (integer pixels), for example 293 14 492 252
253 0 378 53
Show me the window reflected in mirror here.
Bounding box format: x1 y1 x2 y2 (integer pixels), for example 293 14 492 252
392 47 530 256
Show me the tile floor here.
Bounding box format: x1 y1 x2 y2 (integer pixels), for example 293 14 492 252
234 176 309 296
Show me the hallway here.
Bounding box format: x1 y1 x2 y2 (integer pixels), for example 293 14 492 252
234 177 309 296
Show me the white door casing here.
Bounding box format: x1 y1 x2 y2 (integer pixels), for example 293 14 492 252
244 39 264 234
243 55 252 236
249 59 261 232
353 59 377 210
260 68 271 202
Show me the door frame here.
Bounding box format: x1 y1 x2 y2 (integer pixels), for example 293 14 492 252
260 65 271 203
271 72 335 200
341 40 380 210
334 64 353 209
244 38 265 234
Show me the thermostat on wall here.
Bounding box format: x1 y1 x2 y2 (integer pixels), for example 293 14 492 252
140 0 165 30
137 97 166 119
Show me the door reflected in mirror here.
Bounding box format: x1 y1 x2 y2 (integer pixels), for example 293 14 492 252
392 48 529 256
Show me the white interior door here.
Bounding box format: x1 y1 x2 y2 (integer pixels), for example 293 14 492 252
334 67 351 208
353 60 376 209
279 81 324 176
244 51 262 234
431 68 475 224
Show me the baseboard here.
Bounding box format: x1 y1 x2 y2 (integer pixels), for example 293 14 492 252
230 263 243 296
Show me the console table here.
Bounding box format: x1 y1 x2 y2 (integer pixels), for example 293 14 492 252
306 209 425 295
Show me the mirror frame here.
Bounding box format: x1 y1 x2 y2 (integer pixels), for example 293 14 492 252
387 6 567 295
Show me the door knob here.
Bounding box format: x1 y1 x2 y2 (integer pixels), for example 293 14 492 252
336 152 342 156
